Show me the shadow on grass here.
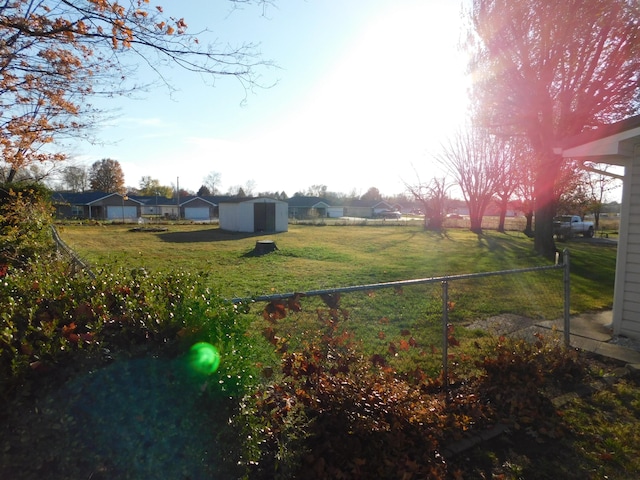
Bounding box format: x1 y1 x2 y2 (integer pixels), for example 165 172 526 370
156 228 276 243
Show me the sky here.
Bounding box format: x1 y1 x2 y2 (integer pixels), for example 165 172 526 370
72 0 471 197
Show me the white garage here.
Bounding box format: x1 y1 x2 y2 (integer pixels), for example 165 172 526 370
181 197 215 221
107 206 137 220
184 207 210 220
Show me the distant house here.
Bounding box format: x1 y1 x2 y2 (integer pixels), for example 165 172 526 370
129 195 178 220
179 196 217 221
287 196 331 219
343 200 394 218
219 197 288 233
52 192 141 221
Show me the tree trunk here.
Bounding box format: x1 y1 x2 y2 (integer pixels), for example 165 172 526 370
533 153 561 259
469 215 483 234
523 211 534 237
6 167 17 183
497 195 509 233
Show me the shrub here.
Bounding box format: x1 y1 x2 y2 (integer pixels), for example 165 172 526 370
0 184 54 271
0 260 256 411
238 302 589 479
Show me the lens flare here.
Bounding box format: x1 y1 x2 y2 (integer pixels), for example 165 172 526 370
189 342 221 375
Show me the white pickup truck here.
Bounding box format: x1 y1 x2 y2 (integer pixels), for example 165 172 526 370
553 215 595 240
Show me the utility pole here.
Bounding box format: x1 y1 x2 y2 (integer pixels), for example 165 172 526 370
176 176 180 220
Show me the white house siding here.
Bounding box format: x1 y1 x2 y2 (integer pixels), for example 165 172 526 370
616 151 640 338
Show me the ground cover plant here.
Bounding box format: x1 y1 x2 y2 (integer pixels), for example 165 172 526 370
2 219 636 478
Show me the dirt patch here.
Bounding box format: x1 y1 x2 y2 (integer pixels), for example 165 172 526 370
466 314 538 336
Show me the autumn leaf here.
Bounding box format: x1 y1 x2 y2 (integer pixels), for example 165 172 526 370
263 301 287 322
447 335 460 347
287 293 304 312
320 292 340 309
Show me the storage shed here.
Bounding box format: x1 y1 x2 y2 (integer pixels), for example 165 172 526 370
219 197 288 233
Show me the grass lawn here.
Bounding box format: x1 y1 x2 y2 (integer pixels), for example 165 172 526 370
57 222 617 375
57 222 616 311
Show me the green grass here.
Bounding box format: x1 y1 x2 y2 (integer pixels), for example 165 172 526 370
58 223 616 310
57 223 617 377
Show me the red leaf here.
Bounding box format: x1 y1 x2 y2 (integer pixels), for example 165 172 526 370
447 335 460 347
287 294 304 312
263 301 287 322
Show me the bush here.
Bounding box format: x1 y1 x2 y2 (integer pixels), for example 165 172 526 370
238 303 589 479
0 184 54 271
0 260 256 411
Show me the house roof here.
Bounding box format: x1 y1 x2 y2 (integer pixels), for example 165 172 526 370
346 199 392 208
51 191 125 205
288 196 331 208
557 115 640 149
179 196 217 207
555 114 640 165
217 196 287 204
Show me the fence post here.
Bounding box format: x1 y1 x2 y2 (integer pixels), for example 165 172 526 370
563 248 570 348
441 280 449 388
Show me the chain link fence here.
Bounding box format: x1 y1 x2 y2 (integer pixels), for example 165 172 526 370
51 226 96 279
233 251 570 384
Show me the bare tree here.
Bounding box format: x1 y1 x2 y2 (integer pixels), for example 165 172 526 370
438 126 503 233
203 171 222 195
62 165 90 192
405 176 451 231
467 0 640 257
582 164 621 229
494 139 526 233
244 180 256 197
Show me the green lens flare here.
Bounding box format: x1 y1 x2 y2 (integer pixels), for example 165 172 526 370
189 342 221 374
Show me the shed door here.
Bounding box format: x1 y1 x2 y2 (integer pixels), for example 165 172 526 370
254 203 276 232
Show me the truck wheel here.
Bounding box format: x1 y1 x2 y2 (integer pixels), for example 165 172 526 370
585 226 594 238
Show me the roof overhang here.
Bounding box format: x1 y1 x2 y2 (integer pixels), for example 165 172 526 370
554 116 640 166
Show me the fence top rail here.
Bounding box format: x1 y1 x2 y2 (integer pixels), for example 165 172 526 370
230 262 565 304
